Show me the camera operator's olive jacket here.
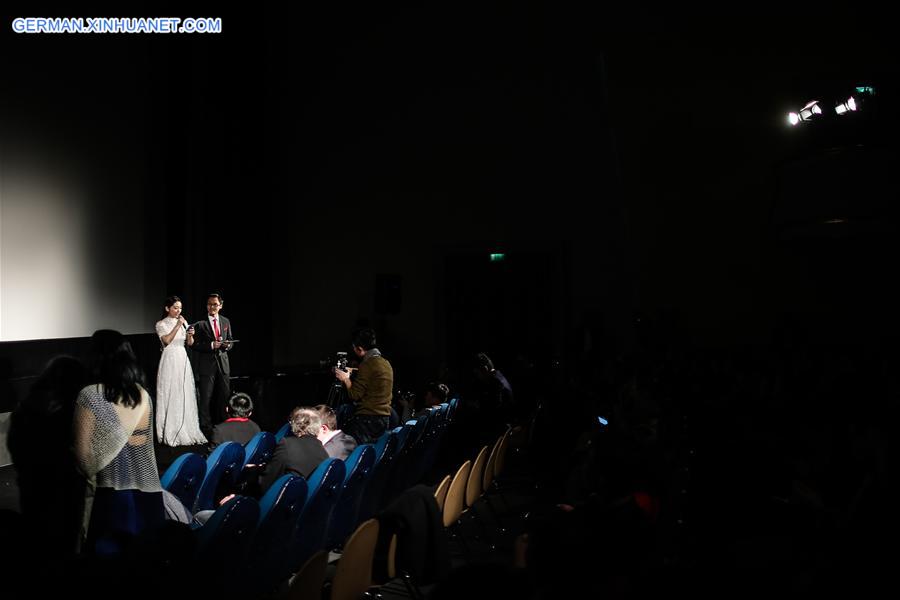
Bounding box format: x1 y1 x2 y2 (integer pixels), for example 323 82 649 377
349 350 393 416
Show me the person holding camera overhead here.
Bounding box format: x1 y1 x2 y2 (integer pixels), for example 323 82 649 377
191 293 234 441
333 327 393 444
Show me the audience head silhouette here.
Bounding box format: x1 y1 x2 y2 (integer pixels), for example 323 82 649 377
227 392 253 417
87 329 145 407
352 327 378 351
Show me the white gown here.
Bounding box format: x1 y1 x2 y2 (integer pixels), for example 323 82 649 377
155 317 207 446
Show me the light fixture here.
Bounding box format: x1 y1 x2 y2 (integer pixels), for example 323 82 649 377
785 84 875 127
788 100 822 126
835 96 857 115
799 100 822 120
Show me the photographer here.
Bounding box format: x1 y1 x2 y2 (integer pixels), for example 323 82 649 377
333 327 393 443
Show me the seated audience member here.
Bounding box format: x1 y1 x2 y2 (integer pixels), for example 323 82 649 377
419 381 450 417
211 392 261 447
314 404 358 460
471 352 514 441
394 389 416 425
396 383 449 423
259 407 328 491
473 352 513 410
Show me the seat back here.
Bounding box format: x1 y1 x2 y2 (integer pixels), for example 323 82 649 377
416 407 446 480
384 419 422 500
193 495 260 566
330 519 379 600
483 433 504 490
391 425 411 455
436 402 450 431
244 431 276 468
194 441 246 512
160 452 207 511
284 550 328 600
405 414 430 450
245 474 309 592
373 428 399 463
357 429 399 521
386 532 399 580
328 444 376 549
466 446 489 508
274 421 291 443
434 474 451 514
447 397 460 422
237 431 277 493
443 460 471 527
290 458 346 570
399 413 434 489
494 426 512 479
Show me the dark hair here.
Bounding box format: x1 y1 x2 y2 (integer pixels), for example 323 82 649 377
475 352 495 372
207 293 223 303
87 330 145 408
227 392 253 417
162 295 182 318
352 327 377 351
425 381 450 403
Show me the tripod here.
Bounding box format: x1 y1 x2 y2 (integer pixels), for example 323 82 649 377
326 375 348 408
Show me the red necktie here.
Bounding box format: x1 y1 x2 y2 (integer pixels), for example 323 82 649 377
213 318 221 339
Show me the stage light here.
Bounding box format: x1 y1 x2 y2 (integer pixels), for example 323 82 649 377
799 100 822 121
788 100 822 126
836 85 874 115
835 96 857 115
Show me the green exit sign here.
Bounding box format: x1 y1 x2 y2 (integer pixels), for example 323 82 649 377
489 253 506 262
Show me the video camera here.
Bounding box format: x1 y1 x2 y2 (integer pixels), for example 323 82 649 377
318 351 350 373
334 351 349 372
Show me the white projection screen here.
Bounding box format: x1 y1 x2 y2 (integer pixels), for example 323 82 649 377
0 71 164 341
0 147 163 341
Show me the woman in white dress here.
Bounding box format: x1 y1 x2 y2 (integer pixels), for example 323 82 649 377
155 296 207 446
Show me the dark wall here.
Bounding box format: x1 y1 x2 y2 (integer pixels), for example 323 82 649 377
3 4 899 410
0 334 159 412
267 4 630 388
598 13 900 348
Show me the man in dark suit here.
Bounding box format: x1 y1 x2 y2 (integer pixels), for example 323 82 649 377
192 293 234 440
314 404 357 460
260 407 329 492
